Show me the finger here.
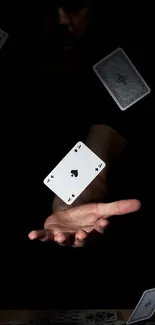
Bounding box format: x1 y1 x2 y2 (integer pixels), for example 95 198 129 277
54 232 75 247
74 230 88 247
28 229 54 242
97 199 141 218
94 218 109 233
54 232 68 244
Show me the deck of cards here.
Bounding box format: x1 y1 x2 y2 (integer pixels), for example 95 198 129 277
44 142 106 205
0 311 118 325
93 48 151 111
49 310 117 324
0 28 9 49
83 310 117 324
126 288 155 324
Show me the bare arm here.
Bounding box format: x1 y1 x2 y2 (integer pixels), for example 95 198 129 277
85 124 127 173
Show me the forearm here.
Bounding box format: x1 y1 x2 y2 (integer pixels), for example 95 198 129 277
85 124 127 174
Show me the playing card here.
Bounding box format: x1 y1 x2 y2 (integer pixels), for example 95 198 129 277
126 288 155 324
107 322 125 325
0 28 9 49
83 321 124 325
84 310 117 324
93 48 151 111
50 310 85 323
6 319 51 325
105 322 125 325
43 142 106 205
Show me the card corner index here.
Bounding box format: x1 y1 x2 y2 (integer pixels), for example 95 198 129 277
76 141 84 146
66 200 73 206
43 178 47 185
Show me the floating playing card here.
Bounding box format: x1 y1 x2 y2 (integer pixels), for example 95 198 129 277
84 310 117 324
0 28 9 49
93 48 151 111
126 288 155 324
43 142 106 205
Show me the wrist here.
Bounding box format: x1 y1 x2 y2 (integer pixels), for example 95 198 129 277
85 124 127 168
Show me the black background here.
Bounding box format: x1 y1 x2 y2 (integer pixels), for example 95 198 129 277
0 0 154 309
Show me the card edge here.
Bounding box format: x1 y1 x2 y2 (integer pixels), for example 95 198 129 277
43 141 106 204
126 289 155 324
92 47 123 70
93 66 151 112
92 47 151 111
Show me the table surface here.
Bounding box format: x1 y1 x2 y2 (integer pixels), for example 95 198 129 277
0 310 132 323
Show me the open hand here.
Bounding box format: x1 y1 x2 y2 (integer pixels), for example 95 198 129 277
28 199 141 247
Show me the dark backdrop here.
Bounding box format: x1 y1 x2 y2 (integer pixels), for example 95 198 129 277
0 0 154 309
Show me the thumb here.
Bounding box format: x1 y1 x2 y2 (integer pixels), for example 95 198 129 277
97 199 141 218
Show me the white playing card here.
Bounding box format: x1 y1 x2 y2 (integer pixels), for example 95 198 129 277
93 48 151 111
43 142 106 205
126 288 155 324
84 310 117 324
0 28 9 49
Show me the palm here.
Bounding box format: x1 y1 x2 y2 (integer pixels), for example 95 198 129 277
28 200 141 247
45 203 108 233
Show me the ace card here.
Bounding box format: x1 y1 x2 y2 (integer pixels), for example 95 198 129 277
93 48 151 111
43 142 106 205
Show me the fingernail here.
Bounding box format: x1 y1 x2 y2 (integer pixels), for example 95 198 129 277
28 231 37 240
